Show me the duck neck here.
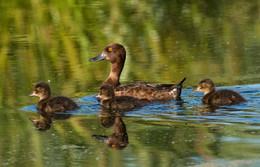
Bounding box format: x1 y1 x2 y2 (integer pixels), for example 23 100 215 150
101 99 112 108
103 62 124 88
39 92 51 101
204 88 215 96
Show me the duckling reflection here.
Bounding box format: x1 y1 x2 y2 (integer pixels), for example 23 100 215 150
98 109 119 128
196 105 220 116
29 111 71 131
196 104 244 116
92 110 128 150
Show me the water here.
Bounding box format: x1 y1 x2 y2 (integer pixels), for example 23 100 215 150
1 0 260 166
18 84 260 166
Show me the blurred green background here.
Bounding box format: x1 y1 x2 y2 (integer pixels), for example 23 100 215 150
1 0 260 108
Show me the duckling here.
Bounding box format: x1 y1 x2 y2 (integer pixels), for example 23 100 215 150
29 82 80 112
98 84 150 110
193 79 246 105
89 43 186 101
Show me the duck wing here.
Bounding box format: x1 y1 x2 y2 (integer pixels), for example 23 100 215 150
209 90 246 105
45 96 79 112
115 77 186 100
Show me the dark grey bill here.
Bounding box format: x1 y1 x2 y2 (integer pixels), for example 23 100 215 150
89 52 106 62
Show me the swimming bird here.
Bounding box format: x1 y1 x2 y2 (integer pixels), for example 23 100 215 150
89 43 186 101
193 79 246 105
29 82 80 112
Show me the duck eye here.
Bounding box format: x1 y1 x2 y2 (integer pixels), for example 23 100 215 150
108 48 113 52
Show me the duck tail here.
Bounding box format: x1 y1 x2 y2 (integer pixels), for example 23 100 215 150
175 77 186 88
171 77 186 100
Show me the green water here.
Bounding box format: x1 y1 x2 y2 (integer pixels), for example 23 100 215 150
1 0 260 166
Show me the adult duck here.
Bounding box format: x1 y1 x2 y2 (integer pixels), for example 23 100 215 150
193 79 246 105
89 43 186 101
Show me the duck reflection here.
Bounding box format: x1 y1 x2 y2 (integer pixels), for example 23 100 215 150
92 109 128 150
197 104 243 116
196 105 220 115
29 111 71 131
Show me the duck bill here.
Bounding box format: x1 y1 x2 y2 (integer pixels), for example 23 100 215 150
89 52 106 62
29 91 37 96
92 135 108 143
95 94 101 99
192 87 201 92
29 118 37 123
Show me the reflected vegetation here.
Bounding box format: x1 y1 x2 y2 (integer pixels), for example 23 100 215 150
0 0 260 166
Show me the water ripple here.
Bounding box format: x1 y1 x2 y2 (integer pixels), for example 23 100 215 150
20 84 260 125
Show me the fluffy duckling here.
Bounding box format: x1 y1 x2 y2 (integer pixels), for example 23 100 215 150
98 84 150 110
193 79 246 105
29 82 80 112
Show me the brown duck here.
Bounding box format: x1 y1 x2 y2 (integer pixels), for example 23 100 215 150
98 84 150 110
89 43 186 101
193 79 246 105
29 82 80 112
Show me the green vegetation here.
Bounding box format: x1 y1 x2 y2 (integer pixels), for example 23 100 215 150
1 0 260 108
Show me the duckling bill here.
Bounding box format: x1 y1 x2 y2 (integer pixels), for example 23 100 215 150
194 79 246 105
98 84 150 110
29 82 80 112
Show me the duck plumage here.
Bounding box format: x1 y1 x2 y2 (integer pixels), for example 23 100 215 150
194 79 246 105
90 43 186 101
98 84 150 110
29 82 80 112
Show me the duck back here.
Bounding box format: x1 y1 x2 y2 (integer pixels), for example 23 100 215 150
37 96 79 112
115 77 186 101
203 89 246 105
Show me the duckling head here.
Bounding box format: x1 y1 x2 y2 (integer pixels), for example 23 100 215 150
29 82 51 100
193 79 215 95
98 85 115 100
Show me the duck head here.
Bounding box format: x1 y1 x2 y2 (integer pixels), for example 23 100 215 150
89 43 126 88
89 43 126 64
98 84 115 100
29 82 51 100
193 79 216 95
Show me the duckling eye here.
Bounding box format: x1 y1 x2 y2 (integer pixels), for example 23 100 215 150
108 48 113 52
